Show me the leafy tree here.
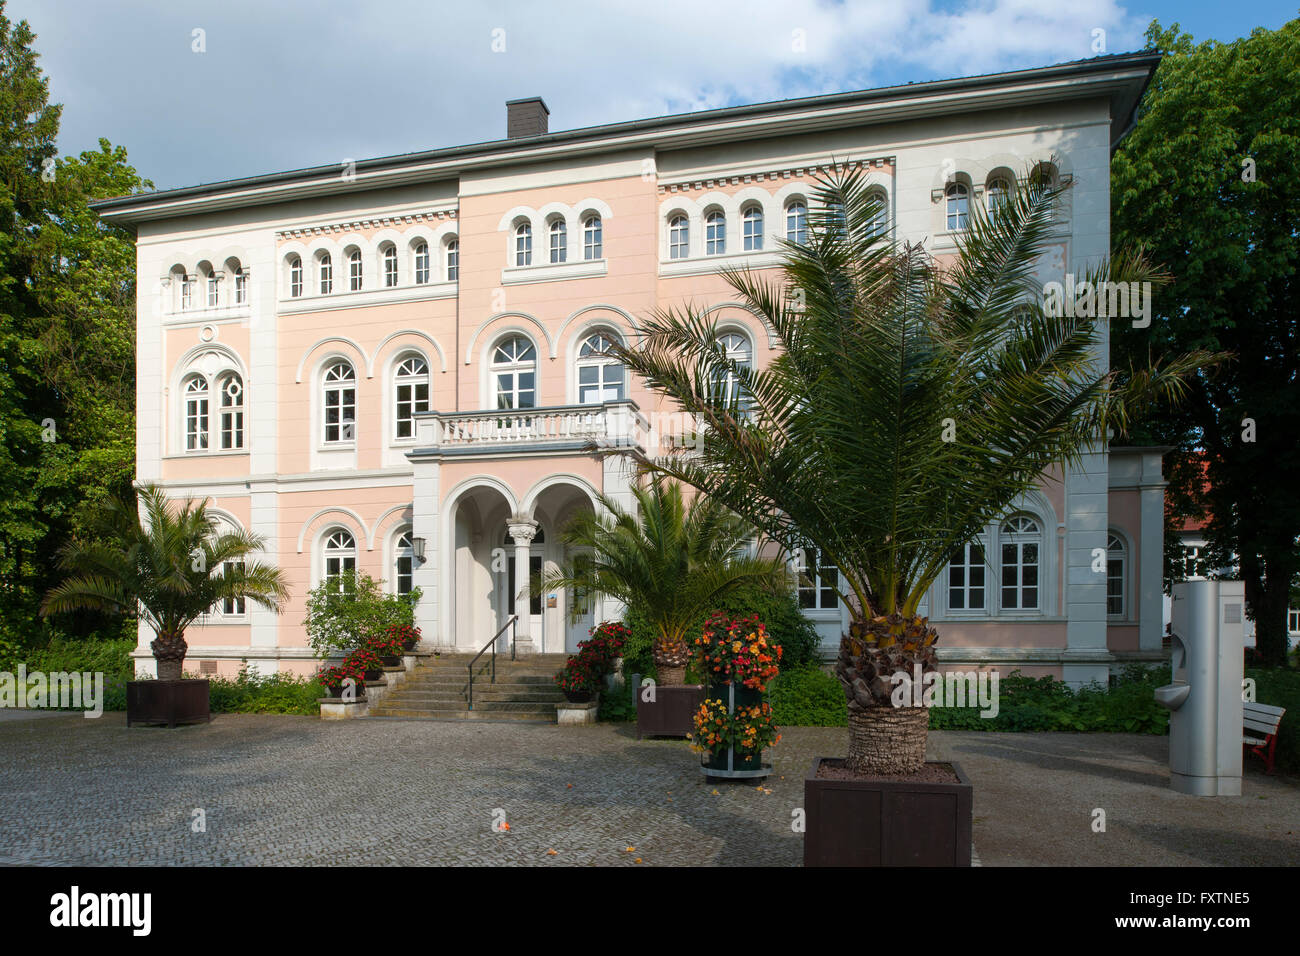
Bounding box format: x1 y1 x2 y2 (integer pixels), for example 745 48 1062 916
612 168 1205 772
303 571 418 659
40 484 289 680
542 478 790 685
0 2 149 647
1111 19 1300 667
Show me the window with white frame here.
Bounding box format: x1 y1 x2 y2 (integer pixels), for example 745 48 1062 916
742 205 763 251
322 361 356 443
323 529 356 586
705 209 726 255
395 530 414 595
491 336 536 410
515 222 532 266
786 201 807 244
234 268 248 305
548 219 567 264
393 355 429 440
946 182 970 231
318 253 333 294
414 242 430 284
183 374 209 451
1289 609 1300 634
445 239 458 281
866 190 888 238
348 249 363 291
221 561 246 616
999 515 1040 611
218 372 244 450
382 245 398 287
948 540 986 610
1106 532 1126 617
710 332 751 408
668 214 688 259
987 177 1011 219
181 275 195 310
583 215 602 259
796 546 839 610
206 273 219 308
577 331 625 404
289 256 303 297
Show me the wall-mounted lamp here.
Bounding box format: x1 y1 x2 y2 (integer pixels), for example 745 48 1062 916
411 537 427 563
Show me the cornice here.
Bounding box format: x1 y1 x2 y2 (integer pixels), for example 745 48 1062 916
275 208 457 241
658 157 894 194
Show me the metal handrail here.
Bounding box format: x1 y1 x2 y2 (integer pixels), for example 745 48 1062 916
468 615 518 710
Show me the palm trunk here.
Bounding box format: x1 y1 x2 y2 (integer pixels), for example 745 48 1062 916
846 706 928 774
151 630 188 681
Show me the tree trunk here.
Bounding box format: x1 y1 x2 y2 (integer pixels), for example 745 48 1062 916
1244 550 1296 669
152 630 188 681
845 706 929 775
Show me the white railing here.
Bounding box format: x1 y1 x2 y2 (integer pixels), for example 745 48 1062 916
414 400 648 450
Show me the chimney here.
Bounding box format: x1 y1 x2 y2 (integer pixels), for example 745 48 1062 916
506 97 549 139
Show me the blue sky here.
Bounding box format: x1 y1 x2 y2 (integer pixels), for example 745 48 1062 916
10 0 1297 190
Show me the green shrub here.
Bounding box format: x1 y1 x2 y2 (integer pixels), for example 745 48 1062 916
1245 666 1300 773
206 668 323 715
304 572 418 658
769 664 846 726
597 680 638 722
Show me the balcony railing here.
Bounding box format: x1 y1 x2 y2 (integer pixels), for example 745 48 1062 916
412 400 648 452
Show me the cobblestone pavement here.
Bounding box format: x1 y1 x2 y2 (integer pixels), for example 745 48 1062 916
0 714 1295 866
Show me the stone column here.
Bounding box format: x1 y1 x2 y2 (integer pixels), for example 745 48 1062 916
507 517 539 655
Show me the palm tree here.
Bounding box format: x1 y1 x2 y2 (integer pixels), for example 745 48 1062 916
542 478 789 685
610 167 1213 773
41 483 289 680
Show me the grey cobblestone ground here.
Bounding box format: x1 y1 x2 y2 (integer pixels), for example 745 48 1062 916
0 713 1295 866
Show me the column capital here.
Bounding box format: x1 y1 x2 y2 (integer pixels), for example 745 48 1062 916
507 516 538 544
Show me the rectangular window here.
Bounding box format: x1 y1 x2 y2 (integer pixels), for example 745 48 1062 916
235 272 247 304
445 243 457 281
1106 558 1124 616
415 245 430 284
324 387 356 443
397 555 413 595
383 250 398 287
207 276 219 307
222 562 246 616
186 398 208 451
583 220 602 260
1001 541 1038 610
220 407 243 450
948 543 985 611
395 381 429 439
797 547 838 610
182 278 195 310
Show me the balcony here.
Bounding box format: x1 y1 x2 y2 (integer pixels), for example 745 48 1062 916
410 400 648 457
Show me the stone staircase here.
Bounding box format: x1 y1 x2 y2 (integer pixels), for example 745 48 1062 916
367 652 569 722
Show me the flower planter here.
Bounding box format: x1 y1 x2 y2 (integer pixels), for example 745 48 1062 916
563 689 595 704
556 696 600 725
363 668 384 682
380 655 402 667
636 684 705 738
698 681 773 780
126 679 211 728
803 757 973 867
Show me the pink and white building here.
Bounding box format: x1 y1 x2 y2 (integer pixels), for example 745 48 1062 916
96 54 1168 686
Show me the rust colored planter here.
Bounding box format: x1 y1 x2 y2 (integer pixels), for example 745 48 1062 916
803 757 972 867
126 680 211 728
636 684 704 738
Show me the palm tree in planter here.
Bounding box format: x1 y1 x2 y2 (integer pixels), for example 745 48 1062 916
610 167 1212 775
542 478 788 686
42 483 289 680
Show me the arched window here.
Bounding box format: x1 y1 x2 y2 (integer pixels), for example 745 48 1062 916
668 214 689 259
323 529 356 585
218 372 244 450
711 331 751 407
234 267 248 305
583 215 602 260
742 205 764 251
348 249 363 291
786 201 807 244
1107 533 1126 617
576 331 625 404
946 182 970 231
322 361 356 444
393 355 430 440
796 546 838 610
948 540 986 610
318 253 333 295
382 245 398 287
183 374 209 451
288 256 303 297
395 530 414 596
1000 515 1040 611
181 274 195 310
514 222 532 267
413 242 430 284
866 190 888 238
705 209 726 255
548 219 567 264
491 336 536 410
987 178 1011 219
445 239 458 281
206 272 220 308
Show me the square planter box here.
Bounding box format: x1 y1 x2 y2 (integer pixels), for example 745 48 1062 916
636 684 704 738
804 757 972 867
126 679 211 728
